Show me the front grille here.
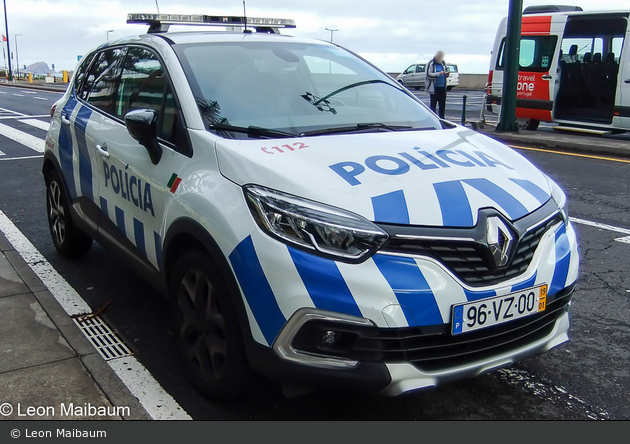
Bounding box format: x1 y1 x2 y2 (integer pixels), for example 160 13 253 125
293 286 573 372
381 214 563 287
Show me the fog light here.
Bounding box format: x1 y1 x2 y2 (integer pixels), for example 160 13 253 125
322 330 340 345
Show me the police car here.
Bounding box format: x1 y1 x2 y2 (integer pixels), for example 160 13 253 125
43 13 579 400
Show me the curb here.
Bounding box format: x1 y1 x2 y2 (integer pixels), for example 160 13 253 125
478 129 630 159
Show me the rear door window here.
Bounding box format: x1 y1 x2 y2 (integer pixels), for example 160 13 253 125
496 36 558 72
84 48 127 114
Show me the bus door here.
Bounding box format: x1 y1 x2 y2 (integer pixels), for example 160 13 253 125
555 15 628 125
615 20 630 130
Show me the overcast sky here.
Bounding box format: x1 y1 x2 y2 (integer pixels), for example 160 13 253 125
2 0 629 74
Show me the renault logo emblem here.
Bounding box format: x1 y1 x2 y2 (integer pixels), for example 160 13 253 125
486 216 514 269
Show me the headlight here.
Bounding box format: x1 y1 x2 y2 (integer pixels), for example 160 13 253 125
547 176 569 222
244 185 388 263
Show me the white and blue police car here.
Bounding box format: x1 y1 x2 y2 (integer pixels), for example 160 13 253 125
44 13 578 399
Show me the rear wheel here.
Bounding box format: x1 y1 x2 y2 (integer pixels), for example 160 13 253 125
171 250 253 400
447 86 454 91
45 170 92 257
517 118 540 131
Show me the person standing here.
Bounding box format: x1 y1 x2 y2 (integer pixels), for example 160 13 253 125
425 50 449 119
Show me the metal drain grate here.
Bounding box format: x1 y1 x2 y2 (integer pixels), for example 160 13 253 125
73 315 132 361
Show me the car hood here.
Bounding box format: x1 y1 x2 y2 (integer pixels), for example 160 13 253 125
216 127 552 227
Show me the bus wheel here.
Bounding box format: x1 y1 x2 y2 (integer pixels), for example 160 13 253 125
517 118 539 131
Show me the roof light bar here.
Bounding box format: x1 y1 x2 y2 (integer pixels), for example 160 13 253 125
127 13 296 31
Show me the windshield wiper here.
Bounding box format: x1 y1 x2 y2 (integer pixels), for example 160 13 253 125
300 123 428 137
316 79 404 105
208 124 296 139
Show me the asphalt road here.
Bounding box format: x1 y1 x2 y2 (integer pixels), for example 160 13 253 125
0 85 628 420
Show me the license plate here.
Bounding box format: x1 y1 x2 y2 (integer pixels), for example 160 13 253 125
451 284 547 335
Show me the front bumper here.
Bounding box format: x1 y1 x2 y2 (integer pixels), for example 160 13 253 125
230 207 579 394
245 287 572 395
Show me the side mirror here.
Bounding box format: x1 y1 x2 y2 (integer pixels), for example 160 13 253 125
124 109 162 165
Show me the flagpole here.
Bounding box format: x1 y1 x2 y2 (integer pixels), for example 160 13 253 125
3 0 12 81
2 37 6 77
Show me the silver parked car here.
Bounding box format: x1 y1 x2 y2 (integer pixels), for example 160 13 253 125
397 63 459 91
396 63 426 90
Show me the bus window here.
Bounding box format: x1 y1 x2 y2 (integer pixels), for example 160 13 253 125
496 36 558 72
561 38 593 62
593 38 604 57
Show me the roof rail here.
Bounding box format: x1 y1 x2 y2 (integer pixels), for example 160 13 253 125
523 5 583 15
127 13 296 34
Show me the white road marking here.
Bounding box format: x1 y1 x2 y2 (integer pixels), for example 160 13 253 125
21 91 37 94
0 155 43 161
19 118 50 131
0 122 45 152
108 358 191 420
0 106 26 116
0 91 5 94
0 149 4 156
0 209 192 420
0 114 49 120
34 97 48 101
570 217 630 244
13 94 24 97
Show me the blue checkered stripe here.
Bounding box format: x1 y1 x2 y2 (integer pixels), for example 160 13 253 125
229 218 577 347
57 94 93 202
97 196 163 269
371 177 551 226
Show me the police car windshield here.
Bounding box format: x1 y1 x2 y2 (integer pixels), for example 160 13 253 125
174 41 441 138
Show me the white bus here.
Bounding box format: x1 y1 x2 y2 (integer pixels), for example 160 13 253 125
487 5 630 132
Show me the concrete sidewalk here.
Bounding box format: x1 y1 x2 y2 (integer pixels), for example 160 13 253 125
0 230 150 420
477 125 630 158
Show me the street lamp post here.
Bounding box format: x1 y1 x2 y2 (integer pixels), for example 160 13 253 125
3 0 12 81
325 28 338 43
107 29 114 41
14 33 20 80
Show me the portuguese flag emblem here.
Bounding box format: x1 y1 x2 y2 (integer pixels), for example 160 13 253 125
168 173 182 193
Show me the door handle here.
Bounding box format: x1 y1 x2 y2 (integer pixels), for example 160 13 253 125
625 79 630 84
60 114 71 125
542 75 553 80
96 143 110 159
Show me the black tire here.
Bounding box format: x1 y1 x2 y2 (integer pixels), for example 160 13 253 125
45 169 93 258
517 118 540 131
447 86 454 91
170 250 254 401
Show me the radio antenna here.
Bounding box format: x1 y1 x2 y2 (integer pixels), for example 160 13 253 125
155 0 160 14
243 1 248 32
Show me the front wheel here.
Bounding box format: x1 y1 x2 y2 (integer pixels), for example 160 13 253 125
171 250 254 400
517 118 540 131
45 170 93 257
